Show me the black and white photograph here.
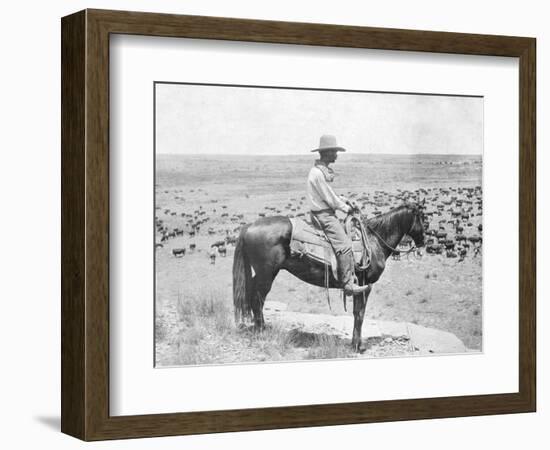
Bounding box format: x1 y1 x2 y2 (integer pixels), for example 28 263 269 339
3 0 542 447
154 82 483 367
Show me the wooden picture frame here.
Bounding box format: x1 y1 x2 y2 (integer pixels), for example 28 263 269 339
61 9 536 441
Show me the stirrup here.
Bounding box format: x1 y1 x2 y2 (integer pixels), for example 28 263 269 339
344 283 370 296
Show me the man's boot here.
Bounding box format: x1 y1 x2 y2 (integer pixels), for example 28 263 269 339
336 250 370 296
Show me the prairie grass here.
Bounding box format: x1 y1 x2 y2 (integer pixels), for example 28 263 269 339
306 334 352 360
155 318 168 342
177 287 233 332
245 323 295 361
173 288 234 365
171 288 310 365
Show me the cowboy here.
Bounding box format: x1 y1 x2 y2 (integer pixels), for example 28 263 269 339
307 135 369 296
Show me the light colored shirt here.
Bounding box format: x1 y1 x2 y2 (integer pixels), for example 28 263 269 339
307 166 350 213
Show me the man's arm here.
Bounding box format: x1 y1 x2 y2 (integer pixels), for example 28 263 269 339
311 170 350 213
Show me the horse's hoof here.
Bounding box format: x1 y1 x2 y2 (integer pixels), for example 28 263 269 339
352 341 366 354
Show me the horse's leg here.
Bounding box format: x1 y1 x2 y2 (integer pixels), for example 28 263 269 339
250 275 264 330
351 284 372 353
251 271 276 331
243 217 288 331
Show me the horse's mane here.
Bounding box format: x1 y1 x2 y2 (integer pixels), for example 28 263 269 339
364 203 416 232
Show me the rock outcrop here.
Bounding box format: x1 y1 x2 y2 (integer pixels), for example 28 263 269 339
264 301 470 355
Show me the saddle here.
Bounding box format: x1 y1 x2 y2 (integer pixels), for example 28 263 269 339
289 215 371 279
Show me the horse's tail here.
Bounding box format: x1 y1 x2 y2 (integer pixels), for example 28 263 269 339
233 225 252 325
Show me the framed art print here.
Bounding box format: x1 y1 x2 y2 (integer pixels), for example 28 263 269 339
61 9 536 440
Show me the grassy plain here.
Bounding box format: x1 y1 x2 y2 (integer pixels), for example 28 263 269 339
155 154 482 366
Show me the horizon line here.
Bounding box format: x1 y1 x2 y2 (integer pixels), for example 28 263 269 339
156 152 483 157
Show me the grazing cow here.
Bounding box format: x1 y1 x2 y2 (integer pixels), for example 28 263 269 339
468 235 482 244
446 250 457 258
426 244 443 254
444 239 456 250
225 235 238 246
211 240 225 248
172 248 186 258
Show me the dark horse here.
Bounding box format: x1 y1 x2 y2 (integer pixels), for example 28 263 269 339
233 202 426 352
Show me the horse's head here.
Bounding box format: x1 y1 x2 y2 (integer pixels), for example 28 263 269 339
405 200 426 248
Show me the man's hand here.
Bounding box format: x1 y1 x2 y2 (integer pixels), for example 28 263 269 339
345 198 360 213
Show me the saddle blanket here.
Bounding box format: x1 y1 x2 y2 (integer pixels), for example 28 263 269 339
289 218 367 280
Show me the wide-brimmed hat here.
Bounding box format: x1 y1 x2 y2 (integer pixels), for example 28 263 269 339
311 134 347 153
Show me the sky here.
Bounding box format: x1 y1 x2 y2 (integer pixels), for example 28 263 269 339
155 83 483 156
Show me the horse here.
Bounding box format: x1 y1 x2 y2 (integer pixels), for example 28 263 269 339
232 202 426 352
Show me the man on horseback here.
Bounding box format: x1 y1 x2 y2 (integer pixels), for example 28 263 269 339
307 135 370 296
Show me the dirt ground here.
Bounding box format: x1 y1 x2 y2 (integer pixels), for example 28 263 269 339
155 154 482 367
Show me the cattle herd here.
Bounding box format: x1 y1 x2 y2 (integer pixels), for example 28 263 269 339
155 184 482 265
383 186 483 262
155 187 242 265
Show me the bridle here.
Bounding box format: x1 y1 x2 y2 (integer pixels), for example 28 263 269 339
364 207 423 255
